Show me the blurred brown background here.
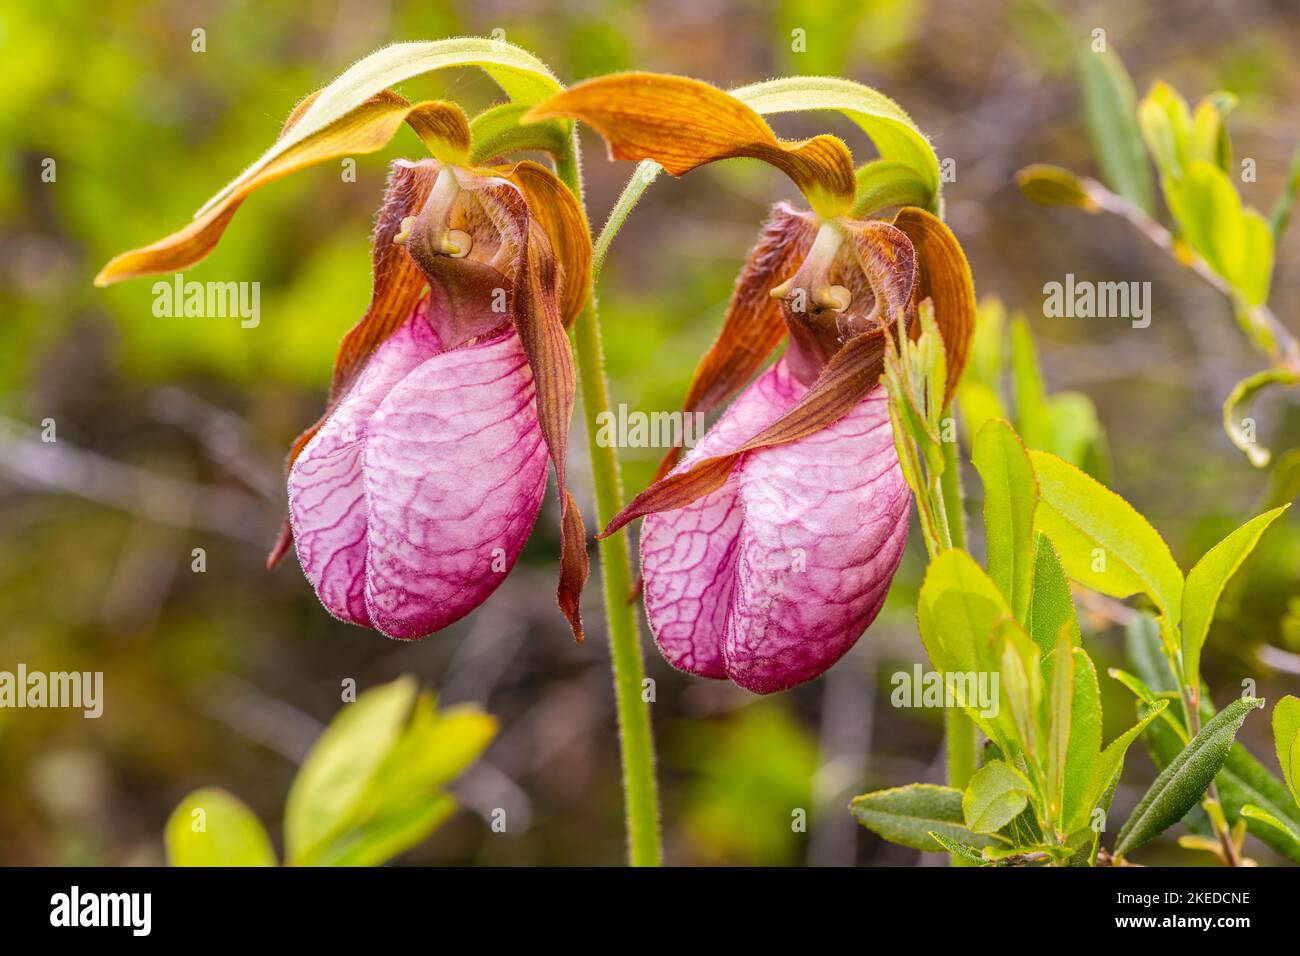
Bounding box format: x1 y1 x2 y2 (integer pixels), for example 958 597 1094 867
1 0 1298 865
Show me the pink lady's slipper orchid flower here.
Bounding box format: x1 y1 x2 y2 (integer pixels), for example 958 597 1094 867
532 74 976 691
97 87 592 641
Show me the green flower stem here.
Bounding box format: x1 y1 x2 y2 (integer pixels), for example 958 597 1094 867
555 140 663 866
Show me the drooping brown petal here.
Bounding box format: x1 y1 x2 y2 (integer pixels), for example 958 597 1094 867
455 172 588 641
891 207 977 408
266 159 440 569
650 202 817 482
498 160 594 328
94 91 471 285
600 329 894 537
526 72 857 217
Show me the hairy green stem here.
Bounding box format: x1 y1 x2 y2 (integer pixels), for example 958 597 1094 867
555 140 663 866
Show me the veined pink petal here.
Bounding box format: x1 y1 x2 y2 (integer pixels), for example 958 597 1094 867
362 330 549 639
639 361 800 677
640 359 910 693
288 298 441 625
724 384 909 694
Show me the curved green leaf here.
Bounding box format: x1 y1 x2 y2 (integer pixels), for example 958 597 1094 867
469 101 570 164
1240 804 1300 851
309 794 458 867
1222 367 1300 468
1069 698 1169 834
854 159 934 217
1060 647 1103 830
930 831 989 863
200 38 566 217
1142 702 1300 863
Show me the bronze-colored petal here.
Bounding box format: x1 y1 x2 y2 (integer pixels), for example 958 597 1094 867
649 202 817 482
601 328 892 537
527 72 857 217
891 207 977 408
95 92 471 285
498 160 594 328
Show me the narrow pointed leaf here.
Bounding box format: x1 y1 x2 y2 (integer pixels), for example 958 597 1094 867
286 677 417 865
1140 696 1300 862
1025 533 1078 664
1181 505 1289 695
1222 367 1300 468
973 419 1038 623
1114 696 1263 858
1060 648 1103 830
1079 47 1154 214
1044 626 1075 819
1240 805 1300 851
929 831 989 863
1069 698 1168 834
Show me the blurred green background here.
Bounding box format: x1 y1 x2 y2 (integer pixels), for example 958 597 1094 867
2 0 1298 865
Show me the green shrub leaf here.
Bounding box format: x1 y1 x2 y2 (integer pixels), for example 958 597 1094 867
851 784 1004 851
1060 648 1103 831
1029 449 1183 627
1240 805 1300 851
166 788 277 867
1080 47 1154 214
1181 505 1289 692
973 419 1038 623
1274 695 1300 809
1015 164 1099 210
1115 696 1263 858
285 676 418 865
964 761 1033 834
1025 533 1078 665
